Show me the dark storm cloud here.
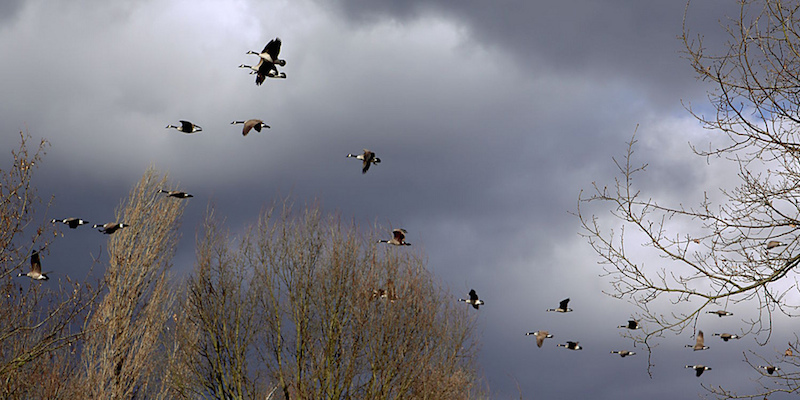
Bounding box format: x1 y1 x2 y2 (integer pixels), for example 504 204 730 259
321 0 738 106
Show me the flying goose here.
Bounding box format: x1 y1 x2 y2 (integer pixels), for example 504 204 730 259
247 37 286 66
231 119 270 136
712 333 740 341
238 62 286 85
18 250 49 281
759 365 780 375
346 149 381 174
525 331 553 348
51 217 89 229
547 298 572 313
557 341 582 350
707 310 733 317
157 189 193 199
244 38 285 85
370 279 398 302
93 222 129 234
166 120 202 134
458 289 484 310
686 330 709 351
618 319 640 330
686 365 712 377
610 350 636 357
377 228 410 246
766 240 787 249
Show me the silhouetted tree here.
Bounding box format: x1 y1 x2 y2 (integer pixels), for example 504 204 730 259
77 168 186 399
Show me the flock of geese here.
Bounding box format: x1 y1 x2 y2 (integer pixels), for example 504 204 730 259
18 188 197 280
451 290 793 379
16 37 388 271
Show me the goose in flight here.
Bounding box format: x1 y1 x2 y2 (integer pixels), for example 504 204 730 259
686 330 709 351
378 228 410 246
557 341 582 350
157 189 193 199
759 365 780 375
238 61 286 85
347 149 381 174
166 120 202 134
93 222 129 234
618 319 640 330
51 217 89 229
458 289 484 310
686 365 711 377
707 310 733 317
18 250 49 281
766 240 787 249
547 298 572 313
525 331 553 348
370 279 398 302
610 350 636 357
231 119 270 136
712 333 740 342
247 37 286 66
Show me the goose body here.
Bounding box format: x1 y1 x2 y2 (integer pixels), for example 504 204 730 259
347 149 381 174
458 289 484 310
759 365 780 375
618 319 640 330
51 217 89 229
378 228 410 246
712 333 740 342
547 298 572 313
93 222 129 234
525 331 553 348
707 310 733 317
18 250 49 281
370 279 398 302
247 37 286 66
238 62 286 85
166 120 202 134
686 330 709 351
686 365 711 377
610 350 636 357
766 240 787 249
157 189 193 199
231 119 270 136
557 341 582 350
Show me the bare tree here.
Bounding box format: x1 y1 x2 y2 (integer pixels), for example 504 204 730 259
184 200 480 400
0 132 100 399
77 167 186 399
173 206 263 399
579 0 800 397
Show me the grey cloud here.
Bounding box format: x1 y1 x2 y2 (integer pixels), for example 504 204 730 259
0 0 24 27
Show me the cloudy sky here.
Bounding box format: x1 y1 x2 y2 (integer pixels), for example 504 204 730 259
2 0 796 398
